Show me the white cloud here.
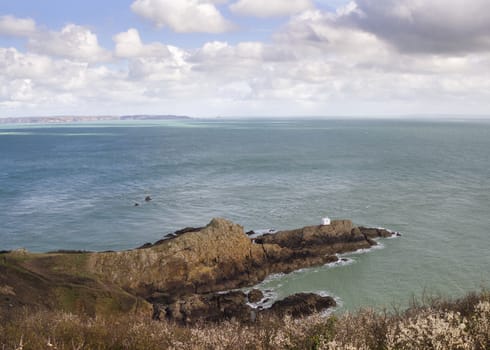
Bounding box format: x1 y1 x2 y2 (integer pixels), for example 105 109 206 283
113 29 145 58
192 41 265 63
3 2 490 117
0 15 36 37
181 5 490 115
127 56 188 82
27 24 111 62
0 48 80 109
0 48 52 80
6 79 34 102
113 29 190 81
0 47 145 114
0 16 110 62
126 45 190 82
113 28 172 58
230 0 314 17
131 0 233 33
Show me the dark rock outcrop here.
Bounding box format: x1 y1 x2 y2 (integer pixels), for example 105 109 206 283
359 226 396 239
259 220 372 255
137 226 205 249
173 226 204 236
265 293 337 318
154 291 253 324
152 291 336 325
248 289 264 303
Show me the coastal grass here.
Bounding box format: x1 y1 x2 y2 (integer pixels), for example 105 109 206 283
1 291 489 350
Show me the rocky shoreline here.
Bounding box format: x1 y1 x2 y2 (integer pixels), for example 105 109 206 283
0 218 399 324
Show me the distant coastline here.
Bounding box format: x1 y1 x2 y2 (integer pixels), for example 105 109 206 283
0 115 192 125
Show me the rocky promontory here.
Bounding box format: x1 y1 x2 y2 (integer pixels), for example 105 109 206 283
0 218 397 323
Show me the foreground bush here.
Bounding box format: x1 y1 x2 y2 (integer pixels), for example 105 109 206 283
1 292 488 349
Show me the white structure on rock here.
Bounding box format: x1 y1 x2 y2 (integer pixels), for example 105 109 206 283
321 217 331 226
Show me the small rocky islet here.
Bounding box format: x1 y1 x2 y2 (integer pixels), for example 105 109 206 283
0 218 398 324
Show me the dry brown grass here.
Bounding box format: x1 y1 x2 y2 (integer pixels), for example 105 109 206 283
1 292 489 350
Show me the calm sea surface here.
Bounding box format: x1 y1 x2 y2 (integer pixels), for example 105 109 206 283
1 119 489 311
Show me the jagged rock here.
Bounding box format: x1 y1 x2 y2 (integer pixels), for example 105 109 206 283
89 218 262 298
265 293 336 318
155 291 336 324
259 220 374 255
248 289 264 303
138 227 205 249
173 226 204 236
137 242 153 249
358 227 394 238
155 291 253 324
46 250 92 254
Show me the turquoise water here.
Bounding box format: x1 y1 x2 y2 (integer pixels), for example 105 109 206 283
1 119 489 311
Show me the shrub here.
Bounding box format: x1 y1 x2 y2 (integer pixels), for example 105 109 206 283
0 292 489 350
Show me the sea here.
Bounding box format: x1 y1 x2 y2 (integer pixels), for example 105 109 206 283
1 118 489 312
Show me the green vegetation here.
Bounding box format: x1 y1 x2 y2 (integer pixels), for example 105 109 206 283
1 292 488 349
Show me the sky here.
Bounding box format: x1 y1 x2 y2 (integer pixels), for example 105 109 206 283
1 0 490 118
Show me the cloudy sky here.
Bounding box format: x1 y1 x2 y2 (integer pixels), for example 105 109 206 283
1 0 490 118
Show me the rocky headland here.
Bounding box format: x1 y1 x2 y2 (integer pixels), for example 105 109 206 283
0 218 397 324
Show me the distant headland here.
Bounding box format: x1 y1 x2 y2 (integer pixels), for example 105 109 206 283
0 115 192 125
